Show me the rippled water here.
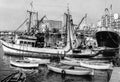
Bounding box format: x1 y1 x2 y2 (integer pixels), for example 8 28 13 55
0 45 110 82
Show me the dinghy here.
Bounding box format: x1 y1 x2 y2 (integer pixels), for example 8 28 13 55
60 60 80 66
64 57 109 63
25 57 50 64
61 58 109 67
10 60 39 68
80 61 112 70
47 64 93 76
10 58 50 68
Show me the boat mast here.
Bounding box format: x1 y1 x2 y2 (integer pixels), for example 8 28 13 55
109 4 113 28
67 5 72 49
27 1 36 33
27 10 32 33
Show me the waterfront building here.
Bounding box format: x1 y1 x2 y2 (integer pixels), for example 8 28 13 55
100 6 120 32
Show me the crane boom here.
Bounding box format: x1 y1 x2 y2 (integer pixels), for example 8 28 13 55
76 14 87 30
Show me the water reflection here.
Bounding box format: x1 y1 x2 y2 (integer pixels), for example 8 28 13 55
1 55 109 82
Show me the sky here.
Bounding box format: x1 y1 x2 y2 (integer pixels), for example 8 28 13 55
0 0 120 31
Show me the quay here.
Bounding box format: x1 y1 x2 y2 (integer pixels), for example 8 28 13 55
109 67 120 82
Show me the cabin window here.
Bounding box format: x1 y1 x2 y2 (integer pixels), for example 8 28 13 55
32 42 35 47
28 42 31 44
20 41 23 45
23 41 28 46
24 41 27 44
27 42 31 47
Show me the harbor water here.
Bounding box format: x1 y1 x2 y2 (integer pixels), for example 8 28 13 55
0 42 110 82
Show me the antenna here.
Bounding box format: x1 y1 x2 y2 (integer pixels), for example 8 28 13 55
30 1 34 11
109 4 113 15
67 3 70 14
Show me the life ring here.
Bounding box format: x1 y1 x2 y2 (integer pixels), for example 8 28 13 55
61 70 66 75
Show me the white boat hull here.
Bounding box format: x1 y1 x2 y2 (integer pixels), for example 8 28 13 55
60 60 80 66
25 57 50 64
10 60 39 68
80 61 112 70
1 40 72 56
10 58 50 68
47 64 92 75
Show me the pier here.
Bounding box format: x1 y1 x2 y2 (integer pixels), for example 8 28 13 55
109 67 120 82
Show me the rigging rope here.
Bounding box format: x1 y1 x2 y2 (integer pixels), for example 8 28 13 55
14 18 28 32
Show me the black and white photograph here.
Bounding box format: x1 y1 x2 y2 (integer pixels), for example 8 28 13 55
0 0 119 82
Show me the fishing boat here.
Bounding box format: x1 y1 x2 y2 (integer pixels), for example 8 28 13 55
95 8 120 57
95 31 120 56
47 64 93 76
10 58 50 68
1 71 26 82
0 8 79 56
80 61 112 70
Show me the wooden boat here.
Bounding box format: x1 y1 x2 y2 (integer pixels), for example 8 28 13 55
61 57 109 67
64 57 109 63
95 8 120 57
47 64 93 76
10 60 39 68
25 57 50 63
60 60 80 66
10 58 50 68
0 8 79 57
1 71 26 82
80 61 112 70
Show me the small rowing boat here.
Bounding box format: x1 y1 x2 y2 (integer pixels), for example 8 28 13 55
10 59 39 68
47 64 93 76
60 60 80 66
80 61 112 70
25 57 50 64
10 57 50 68
64 57 109 63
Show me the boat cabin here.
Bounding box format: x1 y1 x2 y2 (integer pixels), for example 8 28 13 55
15 39 36 47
